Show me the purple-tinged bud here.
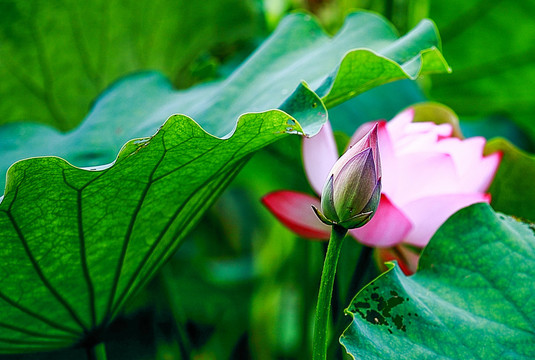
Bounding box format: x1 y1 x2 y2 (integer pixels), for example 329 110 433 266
313 123 381 229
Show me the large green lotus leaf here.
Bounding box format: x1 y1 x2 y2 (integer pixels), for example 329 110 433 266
428 0 535 141
485 138 535 222
341 203 535 359
0 12 449 192
0 0 258 131
0 104 318 353
0 12 449 353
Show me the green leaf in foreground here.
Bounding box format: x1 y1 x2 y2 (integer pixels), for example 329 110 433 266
341 203 535 359
0 12 450 353
0 92 321 353
485 138 535 223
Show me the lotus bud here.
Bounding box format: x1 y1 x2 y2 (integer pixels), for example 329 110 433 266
313 123 381 229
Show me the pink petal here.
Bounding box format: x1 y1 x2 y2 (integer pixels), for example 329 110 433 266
329 123 379 183
303 123 339 196
385 152 459 205
459 151 502 192
346 122 381 179
422 136 501 193
349 194 412 247
349 121 378 148
434 137 485 178
403 122 452 138
262 191 330 240
394 123 453 155
351 121 393 186
386 108 414 140
401 193 491 247
375 121 392 181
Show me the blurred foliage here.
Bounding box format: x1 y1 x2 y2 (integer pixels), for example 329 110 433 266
428 0 535 142
0 0 261 131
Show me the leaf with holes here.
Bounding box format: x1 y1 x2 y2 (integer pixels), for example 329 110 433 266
0 12 449 353
341 203 535 359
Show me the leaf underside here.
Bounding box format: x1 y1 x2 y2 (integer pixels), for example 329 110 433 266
341 203 535 360
0 12 449 353
0 12 449 192
485 138 535 223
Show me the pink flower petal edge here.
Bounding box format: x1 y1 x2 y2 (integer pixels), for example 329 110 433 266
262 191 330 240
349 194 412 248
303 123 339 196
386 151 459 205
401 192 491 247
460 151 503 193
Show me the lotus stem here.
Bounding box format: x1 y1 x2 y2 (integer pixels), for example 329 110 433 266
312 225 347 360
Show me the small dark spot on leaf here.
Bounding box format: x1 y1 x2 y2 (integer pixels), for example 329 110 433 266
354 302 370 309
365 310 386 326
390 291 398 296
355 309 365 319
312 102 318 108
387 296 404 309
393 315 405 332
377 297 387 312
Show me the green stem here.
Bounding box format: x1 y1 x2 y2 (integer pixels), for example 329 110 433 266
86 342 107 360
312 225 348 360
328 244 374 359
407 0 430 29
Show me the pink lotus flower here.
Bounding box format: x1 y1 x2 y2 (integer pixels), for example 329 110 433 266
262 108 502 274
